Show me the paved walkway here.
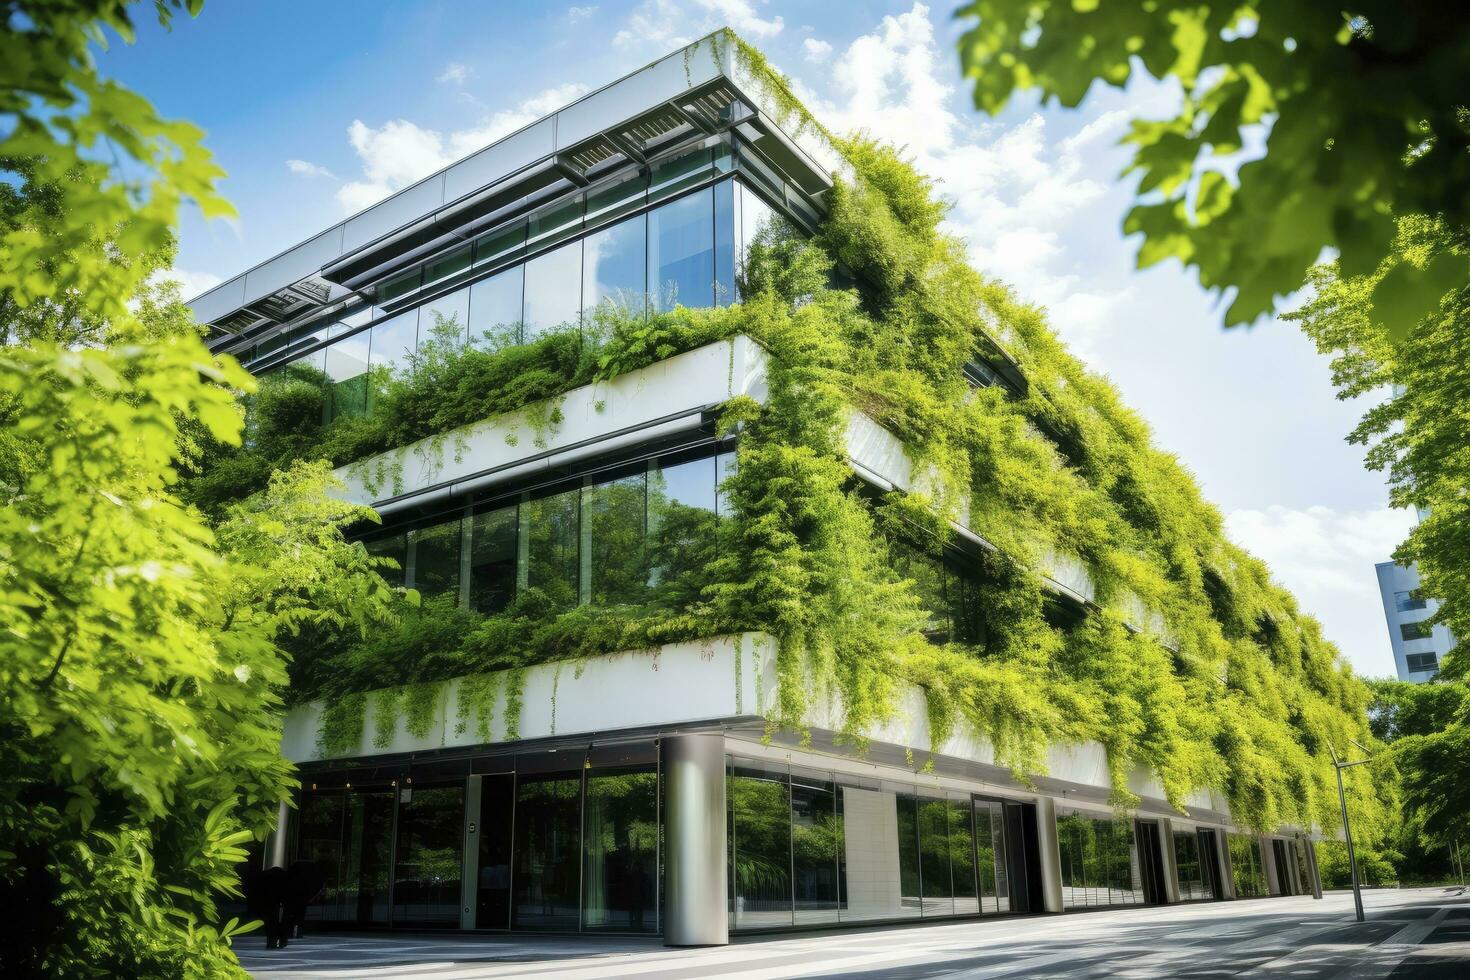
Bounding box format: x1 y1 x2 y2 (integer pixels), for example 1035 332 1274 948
238 886 1470 979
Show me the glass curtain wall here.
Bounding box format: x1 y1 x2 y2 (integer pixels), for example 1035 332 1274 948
267 147 764 422
297 786 396 926
357 449 734 616
1057 809 1146 909
1228 833 1269 898
727 760 1017 931
582 762 659 932
1291 839 1314 896
1172 826 1215 901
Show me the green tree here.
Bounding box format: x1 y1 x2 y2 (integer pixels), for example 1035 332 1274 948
0 1 401 975
954 1 1470 338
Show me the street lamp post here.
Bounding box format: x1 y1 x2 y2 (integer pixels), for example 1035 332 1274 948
1329 742 1373 923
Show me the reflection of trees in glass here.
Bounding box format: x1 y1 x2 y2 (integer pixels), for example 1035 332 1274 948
1229 833 1268 898
513 775 581 930
791 778 840 913
586 474 648 605
583 769 658 932
729 773 792 912
525 491 579 612
393 785 465 926
1173 831 1211 900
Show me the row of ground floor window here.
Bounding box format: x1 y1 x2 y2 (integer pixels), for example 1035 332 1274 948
263 735 1320 939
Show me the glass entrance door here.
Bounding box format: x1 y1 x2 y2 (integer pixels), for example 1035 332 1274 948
298 786 395 926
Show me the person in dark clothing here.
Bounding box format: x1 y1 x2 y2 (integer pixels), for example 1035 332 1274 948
255 866 289 950
284 861 324 940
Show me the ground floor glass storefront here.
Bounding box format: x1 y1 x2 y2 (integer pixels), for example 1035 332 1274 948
1171 826 1222 901
726 760 1025 931
294 745 661 933
1057 808 1147 909
1228 833 1269 898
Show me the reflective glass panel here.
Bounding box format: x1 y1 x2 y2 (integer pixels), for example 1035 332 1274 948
522 240 582 341
917 797 953 915
584 472 648 606
835 785 919 923
729 761 792 930
523 489 579 611
363 532 407 589
790 771 840 925
582 765 658 932
1173 828 1209 900
423 246 471 287
648 456 719 604
1228 833 1268 898
582 212 647 324
649 187 714 311
419 286 470 348
990 803 1011 912
949 799 979 914
298 788 394 925
468 265 525 350
474 221 527 269
410 517 461 601
324 329 371 421
896 793 923 917
393 783 465 927
512 773 582 931
714 178 735 305
468 506 517 615
367 310 419 409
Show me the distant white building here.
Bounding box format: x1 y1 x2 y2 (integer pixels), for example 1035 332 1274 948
1375 559 1456 682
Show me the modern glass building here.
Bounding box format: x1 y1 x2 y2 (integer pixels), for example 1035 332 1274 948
1376 553 1456 682
193 34 1323 945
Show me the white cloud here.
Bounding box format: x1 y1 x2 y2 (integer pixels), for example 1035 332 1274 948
286 159 334 179
1225 505 1416 674
334 83 591 214
157 268 222 302
786 4 1133 356
803 38 832 63
438 62 470 85
566 5 598 23
613 0 782 49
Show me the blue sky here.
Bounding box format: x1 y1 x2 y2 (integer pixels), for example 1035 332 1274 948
102 0 1410 675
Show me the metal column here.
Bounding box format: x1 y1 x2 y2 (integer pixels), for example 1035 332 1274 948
662 733 728 946
461 775 483 930
1158 819 1181 903
267 799 291 868
1032 797 1064 913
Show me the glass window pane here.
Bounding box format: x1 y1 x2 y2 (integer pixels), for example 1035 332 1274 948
468 265 525 350
990 804 1010 912
523 489 579 611
585 171 647 228
379 267 421 302
582 212 647 324
527 196 584 251
649 145 716 203
648 456 719 605
896 793 923 917
584 472 648 606
790 771 839 926
423 246 471 287
297 790 346 922
363 532 407 589
716 450 738 518
392 783 465 927
324 329 371 421
949 799 978 914
523 240 583 341
917 797 953 916
474 220 527 269
476 773 515 929
582 765 658 932
469 506 517 615
419 286 470 348
367 309 419 410
729 761 792 930
649 187 714 311
410 518 461 601
714 178 735 306
513 773 582 931
298 787 394 925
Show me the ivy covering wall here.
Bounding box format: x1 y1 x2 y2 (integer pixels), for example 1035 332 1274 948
191 32 1389 839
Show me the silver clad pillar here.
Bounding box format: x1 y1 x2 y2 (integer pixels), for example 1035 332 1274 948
662 733 728 946
267 799 290 868
1033 797 1064 913
1158 819 1181 903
